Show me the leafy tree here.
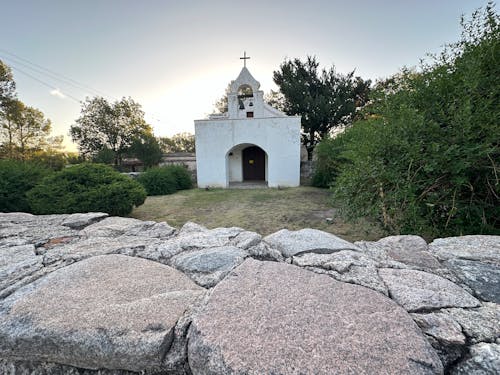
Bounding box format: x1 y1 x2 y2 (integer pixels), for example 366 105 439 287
125 132 163 168
273 56 371 159
70 97 151 166
330 3 499 237
213 83 231 114
31 136 67 170
0 59 16 104
0 99 52 160
158 132 195 153
1 60 57 161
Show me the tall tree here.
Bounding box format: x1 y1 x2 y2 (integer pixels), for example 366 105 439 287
71 97 151 165
158 132 195 153
125 132 163 168
273 56 371 159
0 99 51 160
0 60 16 104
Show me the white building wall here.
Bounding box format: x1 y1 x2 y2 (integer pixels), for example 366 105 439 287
195 116 301 188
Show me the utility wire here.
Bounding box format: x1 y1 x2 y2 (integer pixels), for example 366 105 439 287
0 49 171 128
8 65 82 103
1 54 110 101
0 48 116 100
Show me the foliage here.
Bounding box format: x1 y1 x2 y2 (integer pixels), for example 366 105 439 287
1 59 64 163
125 132 163 168
311 135 349 188
27 163 146 216
158 132 195 153
168 165 193 190
0 98 52 160
70 97 151 165
0 60 15 104
92 146 115 164
138 165 192 196
213 83 231 114
0 159 51 212
330 3 500 237
273 56 371 159
138 166 178 196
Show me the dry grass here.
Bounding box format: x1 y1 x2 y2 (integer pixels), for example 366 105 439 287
130 186 385 242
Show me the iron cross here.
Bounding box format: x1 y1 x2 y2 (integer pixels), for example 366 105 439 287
240 51 250 67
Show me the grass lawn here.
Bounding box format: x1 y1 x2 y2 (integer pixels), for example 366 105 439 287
130 186 385 242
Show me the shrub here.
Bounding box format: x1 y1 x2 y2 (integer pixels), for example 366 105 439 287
168 165 193 190
330 4 500 237
312 136 349 188
138 166 178 196
138 165 192 196
27 163 146 216
0 159 51 212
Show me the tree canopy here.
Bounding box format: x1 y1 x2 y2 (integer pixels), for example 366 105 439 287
273 56 371 159
70 96 151 165
158 132 195 153
0 60 53 161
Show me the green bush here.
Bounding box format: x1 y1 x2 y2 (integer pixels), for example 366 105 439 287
329 5 500 237
138 166 178 195
27 163 146 216
0 159 51 212
312 136 349 188
138 165 192 196
168 165 193 190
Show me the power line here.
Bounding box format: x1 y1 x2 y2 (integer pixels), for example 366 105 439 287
8 65 82 103
0 48 116 100
0 49 171 128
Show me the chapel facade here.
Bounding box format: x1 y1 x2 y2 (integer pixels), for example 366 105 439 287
194 60 301 188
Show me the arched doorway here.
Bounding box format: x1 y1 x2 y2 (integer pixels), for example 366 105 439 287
242 146 265 181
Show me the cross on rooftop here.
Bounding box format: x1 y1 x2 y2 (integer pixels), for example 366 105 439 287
240 51 250 67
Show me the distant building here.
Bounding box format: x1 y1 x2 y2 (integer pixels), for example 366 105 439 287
194 57 301 188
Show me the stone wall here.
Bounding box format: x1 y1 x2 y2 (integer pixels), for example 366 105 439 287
0 212 498 374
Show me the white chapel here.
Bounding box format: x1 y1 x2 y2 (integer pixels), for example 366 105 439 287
194 55 301 188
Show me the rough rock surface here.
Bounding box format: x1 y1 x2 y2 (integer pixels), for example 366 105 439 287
378 268 480 312
1 212 499 374
452 343 500 375
444 303 500 344
429 235 500 263
188 259 443 375
171 246 248 287
411 312 467 368
0 254 204 373
264 228 360 257
443 258 500 303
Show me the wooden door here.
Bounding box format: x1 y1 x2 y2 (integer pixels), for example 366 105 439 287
242 146 265 181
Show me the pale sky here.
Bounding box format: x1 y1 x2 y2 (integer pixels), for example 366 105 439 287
0 0 487 151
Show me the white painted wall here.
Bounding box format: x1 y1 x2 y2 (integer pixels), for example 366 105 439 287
195 117 301 188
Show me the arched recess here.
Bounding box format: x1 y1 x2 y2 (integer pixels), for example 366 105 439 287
226 143 268 184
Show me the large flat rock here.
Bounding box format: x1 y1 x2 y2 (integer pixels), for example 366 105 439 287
188 259 443 375
264 228 360 257
171 246 248 287
378 268 480 312
0 254 205 372
429 235 500 264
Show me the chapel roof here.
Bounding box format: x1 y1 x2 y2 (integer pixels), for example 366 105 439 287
230 67 261 93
